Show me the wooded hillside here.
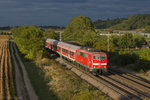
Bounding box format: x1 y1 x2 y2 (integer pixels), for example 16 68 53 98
94 14 150 30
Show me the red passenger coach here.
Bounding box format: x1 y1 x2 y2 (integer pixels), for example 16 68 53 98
46 38 108 74
46 38 80 61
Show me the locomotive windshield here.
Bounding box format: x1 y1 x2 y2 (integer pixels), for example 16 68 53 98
93 54 106 60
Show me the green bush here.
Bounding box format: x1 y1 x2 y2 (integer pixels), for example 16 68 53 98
11 25 44 60
145 26 150 33
110 50 138 66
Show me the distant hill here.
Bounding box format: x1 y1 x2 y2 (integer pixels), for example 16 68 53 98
93 18 126 29
112 14 150 30
94 14 150 30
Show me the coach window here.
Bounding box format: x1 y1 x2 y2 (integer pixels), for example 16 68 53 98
80 52 83 57
84 53 88 58
63 49 65 53
77 51 80 55
70 51 74 56
58 47 61 50
64 49 66 53
82 53 88 58
62 48 64 52
66 50 68 54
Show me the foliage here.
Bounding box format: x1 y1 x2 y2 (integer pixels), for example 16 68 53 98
118 50 138 65
135 49 150 72
118 33 134 49
145 26 150 33
63 16 95 45
93 18 126 29
43 29 59 40
94 35 115 52
110 35 120 47
139 49 150 61
133 33 146 47
112 14 150 30
82 30 98 47
11 25 44 60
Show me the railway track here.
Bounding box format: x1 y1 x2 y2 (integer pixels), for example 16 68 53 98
55 57 150 100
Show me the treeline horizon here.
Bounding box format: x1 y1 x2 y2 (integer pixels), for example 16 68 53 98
0 25 65 30
94 14 150 30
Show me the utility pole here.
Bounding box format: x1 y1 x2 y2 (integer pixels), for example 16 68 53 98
59 32 62 60
107 32 110 52
59 32 62 41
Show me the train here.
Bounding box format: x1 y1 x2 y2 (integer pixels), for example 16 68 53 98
45 38 108 74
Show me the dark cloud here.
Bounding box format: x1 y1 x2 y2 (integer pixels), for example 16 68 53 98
40 0 88 3
0 0 149 26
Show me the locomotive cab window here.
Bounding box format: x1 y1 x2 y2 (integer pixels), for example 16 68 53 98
93 54 106 60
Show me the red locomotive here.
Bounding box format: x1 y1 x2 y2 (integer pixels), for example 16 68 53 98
45 38 108 74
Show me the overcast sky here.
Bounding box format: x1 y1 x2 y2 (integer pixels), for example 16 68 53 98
0 0 150 26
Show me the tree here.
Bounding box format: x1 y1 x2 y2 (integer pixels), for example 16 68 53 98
118 33 134 49
110 35 120 47
145 26 150 33
94 35 115 52
133 33 146 47
63 16 95 44
43 29 59 40
82 30 97 47
11 25 44 60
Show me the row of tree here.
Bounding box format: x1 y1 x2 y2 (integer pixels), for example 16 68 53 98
94 14 150 30
63 16 146 52
11 25 59 60
11 26 45 60
94 18 126 29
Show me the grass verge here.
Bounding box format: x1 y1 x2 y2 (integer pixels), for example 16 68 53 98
18 51 111 100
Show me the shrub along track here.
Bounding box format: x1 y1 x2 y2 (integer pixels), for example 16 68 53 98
55 57 150 100
0 36 16 100
10 41 38 100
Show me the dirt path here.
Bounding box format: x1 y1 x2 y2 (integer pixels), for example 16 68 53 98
10 42 28 100
11 42 39 100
